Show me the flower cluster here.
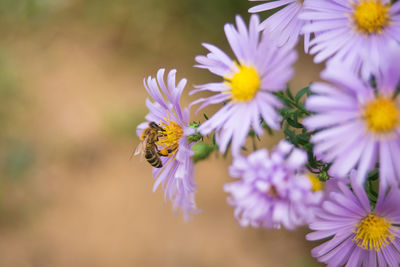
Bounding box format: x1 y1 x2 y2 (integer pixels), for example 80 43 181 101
224 140 323 229
136 0 400 265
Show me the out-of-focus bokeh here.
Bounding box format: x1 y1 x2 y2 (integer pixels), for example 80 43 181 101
0 1 323 266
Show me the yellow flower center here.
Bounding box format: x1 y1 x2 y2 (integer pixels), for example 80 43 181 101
353 214 395 251
362 96 399 134
307 174 323 192
353 0 390 34
156 119 183 156
226 65 260 102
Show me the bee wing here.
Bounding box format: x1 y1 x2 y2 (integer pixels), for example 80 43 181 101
139 144 146 162
133 135 149 161
134 141 144 156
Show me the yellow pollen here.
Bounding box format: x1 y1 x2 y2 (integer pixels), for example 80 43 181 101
353 214 395 251
226 64 260 102
307 174 323 192
352 0 390 34
362 96 399 134
156 119 183 156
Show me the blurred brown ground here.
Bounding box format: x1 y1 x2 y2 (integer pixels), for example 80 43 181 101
0 1 323 266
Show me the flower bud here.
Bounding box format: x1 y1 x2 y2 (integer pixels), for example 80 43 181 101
191 142 215 163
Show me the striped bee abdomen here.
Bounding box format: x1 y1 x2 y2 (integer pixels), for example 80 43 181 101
145 147 162 168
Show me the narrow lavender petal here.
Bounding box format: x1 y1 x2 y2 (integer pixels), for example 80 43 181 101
172 78 187 122
231 105 252 155
304 112 359 129
202 43 234 70
157 68 173 102
249 101 263 136
190 82 228 95
345 247 363 267
249 0 293 13
144 77 168 110
354 137 377 185
194 56 231 77
329 135 367 178
224 23 246 63
380 140 397 188
195 93 231 113
198 103 236 135
389 140 400 181
261 2 301 47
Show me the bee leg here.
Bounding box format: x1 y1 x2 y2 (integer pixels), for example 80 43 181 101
168 143 178 154
160 144 178 157
158 148 169 157
155 124 165 132
155 132 167 143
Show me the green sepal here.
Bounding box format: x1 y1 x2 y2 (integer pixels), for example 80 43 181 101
187 121 203 143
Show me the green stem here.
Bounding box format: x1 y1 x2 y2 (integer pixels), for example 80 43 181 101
252 135 257 151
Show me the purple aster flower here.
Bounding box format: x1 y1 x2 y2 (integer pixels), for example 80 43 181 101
224 140 324 230
191 15 297 155
300 0 400 75
249 0 310 50
303 46 400 188
307 175 400 267
136 69 199 220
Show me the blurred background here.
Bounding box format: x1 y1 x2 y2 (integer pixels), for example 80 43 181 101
0 0 323 266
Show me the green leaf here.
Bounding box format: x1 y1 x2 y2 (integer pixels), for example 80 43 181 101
295 86 310 102
286 87 294 100
286 117 303 129
284 129 296 142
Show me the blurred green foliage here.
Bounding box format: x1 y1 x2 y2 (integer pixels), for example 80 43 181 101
104 108 145 139
0 51 35 226
66 0 252 63
0 0 251 59
70 0 250 27
0 0 54 24
0 0 250 32
0 53 35 181
1 140 35 180
0 53 23 133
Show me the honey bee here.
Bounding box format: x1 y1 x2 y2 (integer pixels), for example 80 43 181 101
134 122 167 168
